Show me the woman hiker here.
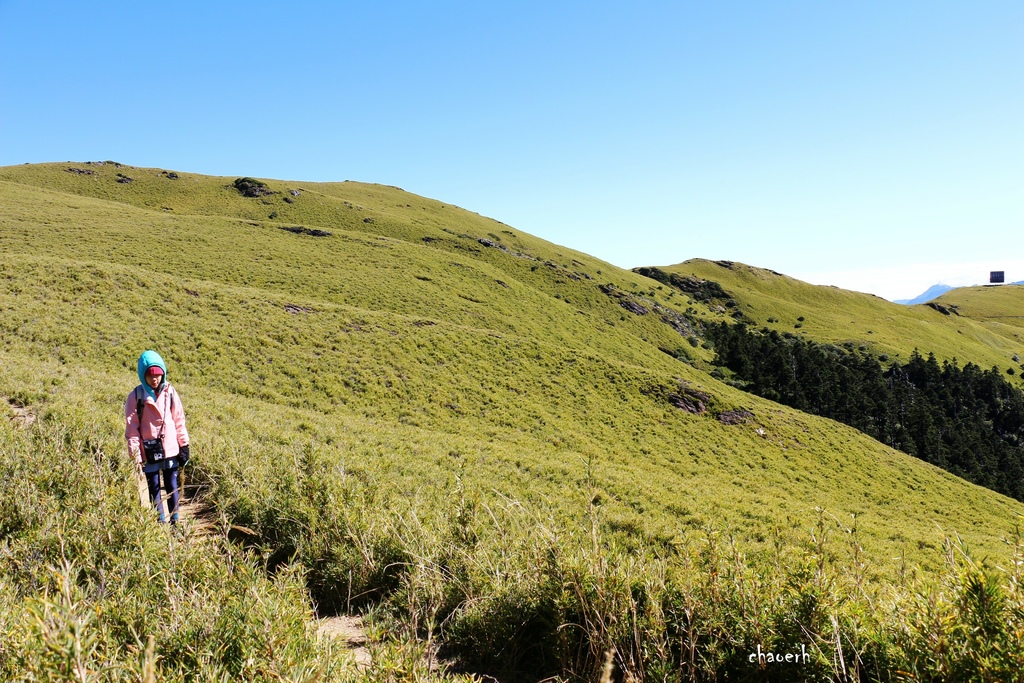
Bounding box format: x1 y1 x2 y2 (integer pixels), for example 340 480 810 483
125 350 190 524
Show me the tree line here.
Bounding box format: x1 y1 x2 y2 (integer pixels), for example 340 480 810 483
705 322 1024 501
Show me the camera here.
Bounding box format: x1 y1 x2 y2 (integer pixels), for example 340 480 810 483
142 438 165 464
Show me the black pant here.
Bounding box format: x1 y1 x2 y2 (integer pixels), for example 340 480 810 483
146 468 180 523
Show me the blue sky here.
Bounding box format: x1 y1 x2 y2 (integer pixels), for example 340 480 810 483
1 1 1021 300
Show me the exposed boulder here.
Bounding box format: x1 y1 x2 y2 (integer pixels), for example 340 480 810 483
619 299 649 316
926 302 952 316
598 283 649 315
660 310 695 336
234 177 275 197
717 409 754 425
478 238 511 253
667 387 711 414
632 266 730 302
279 226 332 237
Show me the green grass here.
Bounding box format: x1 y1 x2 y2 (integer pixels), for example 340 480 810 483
3 162 1024 680
0 163 1018 569
6 406 1024 681
0 415 354 681
660 259 1024 379
937 284 1024 337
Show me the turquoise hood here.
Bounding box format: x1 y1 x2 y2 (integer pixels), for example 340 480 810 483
137 350 167 401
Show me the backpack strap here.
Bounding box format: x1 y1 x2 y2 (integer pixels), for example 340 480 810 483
135 386 144 441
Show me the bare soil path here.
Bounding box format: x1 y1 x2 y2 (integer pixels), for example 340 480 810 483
317 615 372 669
171 480 373 667
5 396 36 428
175 482 218 539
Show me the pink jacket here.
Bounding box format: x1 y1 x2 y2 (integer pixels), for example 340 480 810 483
124 384 189 462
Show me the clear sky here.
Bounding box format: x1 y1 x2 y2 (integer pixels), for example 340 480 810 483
1 1 1021 300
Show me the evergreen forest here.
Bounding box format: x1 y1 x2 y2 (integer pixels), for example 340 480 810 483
706 322 1024 501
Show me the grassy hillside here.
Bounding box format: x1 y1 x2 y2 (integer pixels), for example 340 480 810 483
657 259 1024 379
937 284 1024 336
3 162 1024 680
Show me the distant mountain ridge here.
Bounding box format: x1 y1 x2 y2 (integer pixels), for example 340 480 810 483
896 281 1024 305
894 284 955 305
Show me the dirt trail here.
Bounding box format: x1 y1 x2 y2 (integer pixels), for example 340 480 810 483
170 481 372 667
175 482 217 539
5 396 36 428
138 459 374 668
318 615 372 669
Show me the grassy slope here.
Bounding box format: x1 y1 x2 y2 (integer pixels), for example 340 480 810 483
937 284 1024 336
663 258 1024 378
1 162 1021 577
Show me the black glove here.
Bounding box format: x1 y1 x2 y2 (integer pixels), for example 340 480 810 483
179 444 190 466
